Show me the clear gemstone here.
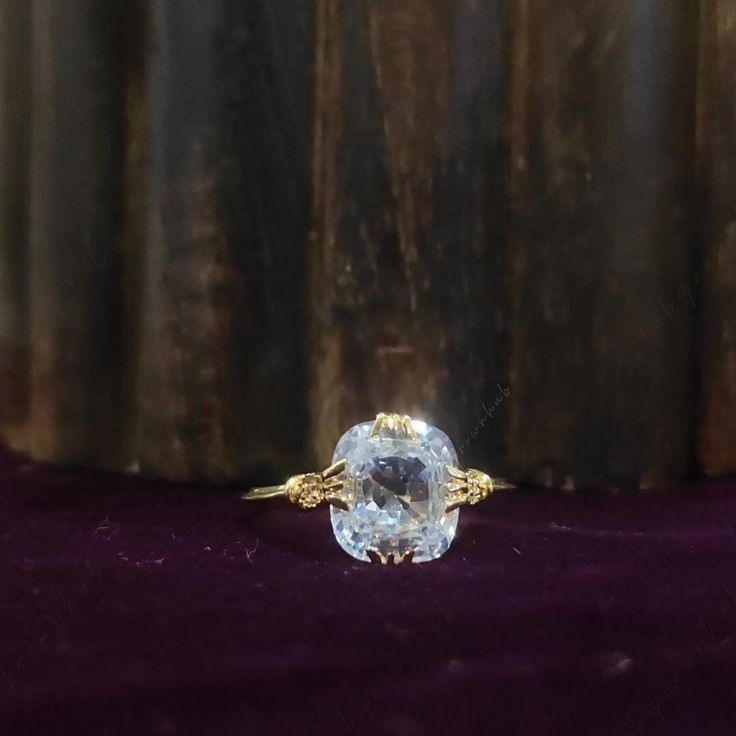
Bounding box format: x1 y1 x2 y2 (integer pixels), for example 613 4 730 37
329 419 459 563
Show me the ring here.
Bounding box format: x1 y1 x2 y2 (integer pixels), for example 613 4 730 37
242 413 514 564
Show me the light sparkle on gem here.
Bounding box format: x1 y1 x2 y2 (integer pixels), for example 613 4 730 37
329 419 459 563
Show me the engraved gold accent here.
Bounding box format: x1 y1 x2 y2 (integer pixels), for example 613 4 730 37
243 458 348 510
370 412 417 439
444 465 515 513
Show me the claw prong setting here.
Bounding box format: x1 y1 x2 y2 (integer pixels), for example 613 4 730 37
366 548 415 565
394 549 415 565
370 412 417 440
322 459 347 480
444 465 504 513
280 459 350 510
446 465 467 480
367 549 387 565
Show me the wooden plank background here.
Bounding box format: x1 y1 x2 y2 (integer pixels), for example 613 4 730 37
136 1 311 481
27 0 125 467
0 0 31 446
506 0 698 490
0 0 732 490
310 0 510 472
697 0 736 477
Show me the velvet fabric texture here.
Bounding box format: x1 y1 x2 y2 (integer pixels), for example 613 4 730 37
1 446 736 735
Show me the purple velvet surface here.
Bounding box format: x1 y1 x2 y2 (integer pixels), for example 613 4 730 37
2 446 736 736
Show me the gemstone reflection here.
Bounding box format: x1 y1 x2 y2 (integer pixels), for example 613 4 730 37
329 420 458 563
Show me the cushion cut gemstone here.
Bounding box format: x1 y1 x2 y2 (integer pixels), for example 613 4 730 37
329 419 459 563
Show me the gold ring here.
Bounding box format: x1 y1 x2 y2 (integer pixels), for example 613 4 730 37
242 413 513 564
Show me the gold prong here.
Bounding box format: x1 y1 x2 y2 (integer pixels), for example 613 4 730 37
325 493 349 511
445 500 465 514
370 413 386 436
370 413 417 439
322 458 347 480
393 549 415 564
367 549 387 565
446 465 466 480
324 462 348 510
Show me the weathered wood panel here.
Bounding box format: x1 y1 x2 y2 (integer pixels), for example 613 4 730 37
0 0 31 446
506 0 698 489
27 0 125 466
697 0 736 477
310 0 510 470
0 0 729 490
136 1 312 481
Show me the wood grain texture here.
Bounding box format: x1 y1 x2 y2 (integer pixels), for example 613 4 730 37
117 0 147 470
136 0 311 481
697 0 736 476
0 0 31 444
506 0 698 490
28 0 125 465
0 0 730 488
310 0 510 469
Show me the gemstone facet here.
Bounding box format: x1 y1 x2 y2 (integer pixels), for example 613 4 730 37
329 419 459 563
